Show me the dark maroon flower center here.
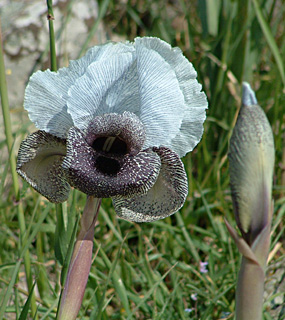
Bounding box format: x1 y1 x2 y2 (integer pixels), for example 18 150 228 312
92 136 128 155
91 136 128 175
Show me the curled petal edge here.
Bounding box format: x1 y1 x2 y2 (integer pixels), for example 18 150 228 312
113 146 188 222
16 130 70 203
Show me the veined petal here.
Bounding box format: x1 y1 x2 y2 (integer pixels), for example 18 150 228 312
24 42 135 138
24 71 74 138
113 146 188 222
135 41 186 149
16 131 70 202
169 105 207 157
66 52 138 131
135 37 208 156
62 127 161 198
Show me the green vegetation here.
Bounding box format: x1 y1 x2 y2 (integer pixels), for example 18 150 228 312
0 0 284 319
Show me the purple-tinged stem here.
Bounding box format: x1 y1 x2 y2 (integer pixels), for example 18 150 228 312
57 196 101 320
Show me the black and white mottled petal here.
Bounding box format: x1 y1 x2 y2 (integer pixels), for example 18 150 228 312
62 127 161 198
16 131 70 203
113 146 188 222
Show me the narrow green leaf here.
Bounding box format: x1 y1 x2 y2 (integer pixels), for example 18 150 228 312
54 203 68 265
78 0 111 57
251 0 285 87
0 260 22 319
19 282 37 320
60 215 80 286
206 0 220 37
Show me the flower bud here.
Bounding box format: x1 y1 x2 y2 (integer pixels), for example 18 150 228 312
228 82 274 245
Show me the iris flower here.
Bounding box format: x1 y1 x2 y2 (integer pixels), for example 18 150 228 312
17 37 207 222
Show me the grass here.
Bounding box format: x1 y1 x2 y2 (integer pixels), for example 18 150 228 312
0 0 284 319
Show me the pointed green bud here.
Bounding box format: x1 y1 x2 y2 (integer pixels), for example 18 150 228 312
228 82 274 245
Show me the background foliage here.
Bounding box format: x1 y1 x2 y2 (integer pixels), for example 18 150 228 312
0 0 284 319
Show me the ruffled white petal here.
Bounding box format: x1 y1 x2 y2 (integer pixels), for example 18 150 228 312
134 40 186 148
24 42 135 138
169 92 207 157
24 37 207 157
135 37 208 156
66 52 140 130
24 70 75 138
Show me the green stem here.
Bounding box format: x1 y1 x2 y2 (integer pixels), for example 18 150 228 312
0 27 18 196
235 256 265 320
47 0 57 71
0 18 38 320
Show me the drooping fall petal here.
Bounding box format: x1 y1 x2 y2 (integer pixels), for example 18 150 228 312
16 130 70 202
113 146 188 222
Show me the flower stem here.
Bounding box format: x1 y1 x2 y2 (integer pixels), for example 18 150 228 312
0 18 38 320
235 256 265 320
57 197 102 320
46 0 57 71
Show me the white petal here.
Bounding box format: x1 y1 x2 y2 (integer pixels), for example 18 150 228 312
24 42 135 138
24 70 75 138
134 40 186 148
135 37 208 156
169 93 207 157
66 52 139 130
242 82 257 106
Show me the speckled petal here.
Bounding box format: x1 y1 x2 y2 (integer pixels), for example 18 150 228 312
62 127 161 198
16 131 70 202
24 42 135 138
85 112 146 156
113 146 188 222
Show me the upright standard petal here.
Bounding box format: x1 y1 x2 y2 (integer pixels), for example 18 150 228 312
24 42 135 138
135 37 208 157
135 41 187 149
113 146 188 222
169 106 207 157
16 131 70 202
24 71 75 138
66 52 138 130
